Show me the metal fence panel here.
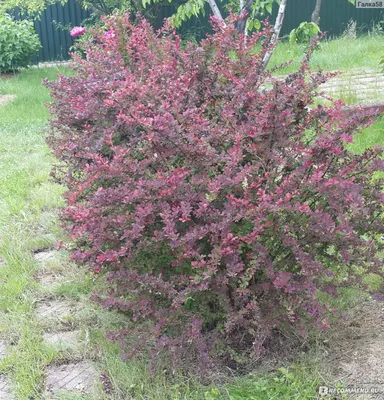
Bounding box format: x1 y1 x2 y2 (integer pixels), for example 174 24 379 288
14 0 89 63
34 0 90 62
174 0 384 39
13 0 384 62
280 0 383 37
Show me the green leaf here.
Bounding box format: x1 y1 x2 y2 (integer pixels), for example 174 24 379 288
289 29 297 44
253 18 261 30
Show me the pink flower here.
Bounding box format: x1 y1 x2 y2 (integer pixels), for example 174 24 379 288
70 26 86 37
104 30 116 39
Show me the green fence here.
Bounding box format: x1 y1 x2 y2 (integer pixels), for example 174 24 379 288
279 0 383 37
14 0 90 63
15 0 384 63
33 0 90 62
177 0 384 40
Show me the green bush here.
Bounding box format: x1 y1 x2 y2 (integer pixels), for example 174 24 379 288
289 21 320 44
0 15 41 73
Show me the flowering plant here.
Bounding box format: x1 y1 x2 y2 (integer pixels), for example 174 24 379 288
70 26 86 37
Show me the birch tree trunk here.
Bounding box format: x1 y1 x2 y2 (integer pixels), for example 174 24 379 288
311 0 322 25
261 0 287 71
207 0 224 22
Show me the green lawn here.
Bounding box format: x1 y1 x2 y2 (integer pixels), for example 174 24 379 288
0 59 382 399
270 34 383 74
351 116 384 151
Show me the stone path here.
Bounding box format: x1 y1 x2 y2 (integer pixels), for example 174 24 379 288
34 249 100 398
36 299 82 324
0 340 14 399
31 61 71 69
34 250 55 263
44 330 83 349
45 361 98 397
320 70 384 105
0 375 14 400
0 340 6 358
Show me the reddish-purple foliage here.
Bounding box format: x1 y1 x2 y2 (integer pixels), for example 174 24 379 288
46 14 384 369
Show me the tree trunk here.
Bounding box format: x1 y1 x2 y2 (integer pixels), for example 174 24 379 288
261 0 288 71
311 0 322 25
235 0 254 34
207 0 225 22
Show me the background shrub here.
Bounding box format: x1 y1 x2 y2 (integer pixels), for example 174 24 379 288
46 15 384 372
0 14 41 73
289 21 320 44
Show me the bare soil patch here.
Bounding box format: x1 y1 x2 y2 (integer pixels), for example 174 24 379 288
326 299 384 399
0 95 15 108
0 72 16 80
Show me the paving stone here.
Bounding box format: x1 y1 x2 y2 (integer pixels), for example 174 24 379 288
317 71 384 105
45 361 98 396
36 271 64 287
36 299 82 323
32 61 70 69
34 250 55 263
0 340 7 358
44 330 82 349
0 375 14 400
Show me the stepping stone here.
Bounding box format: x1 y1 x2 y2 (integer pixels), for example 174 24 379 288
36 271 64 287
44 330 82 350
0 375 14 400
36 299 82 324
34 251 55 263
0 340 7 358
45 361 98 396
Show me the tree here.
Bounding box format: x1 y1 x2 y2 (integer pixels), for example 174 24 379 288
311 0 355 26
261 0 287 69
143 0 277 33
311 0 322 25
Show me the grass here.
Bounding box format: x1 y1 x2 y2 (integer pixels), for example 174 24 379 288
267 33 384 105
0 67 69 399
351 116 384 151
0 53 382 399
270 34 384 74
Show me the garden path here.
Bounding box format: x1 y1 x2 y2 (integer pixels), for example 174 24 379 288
320 69 384 105
34 250 100 399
